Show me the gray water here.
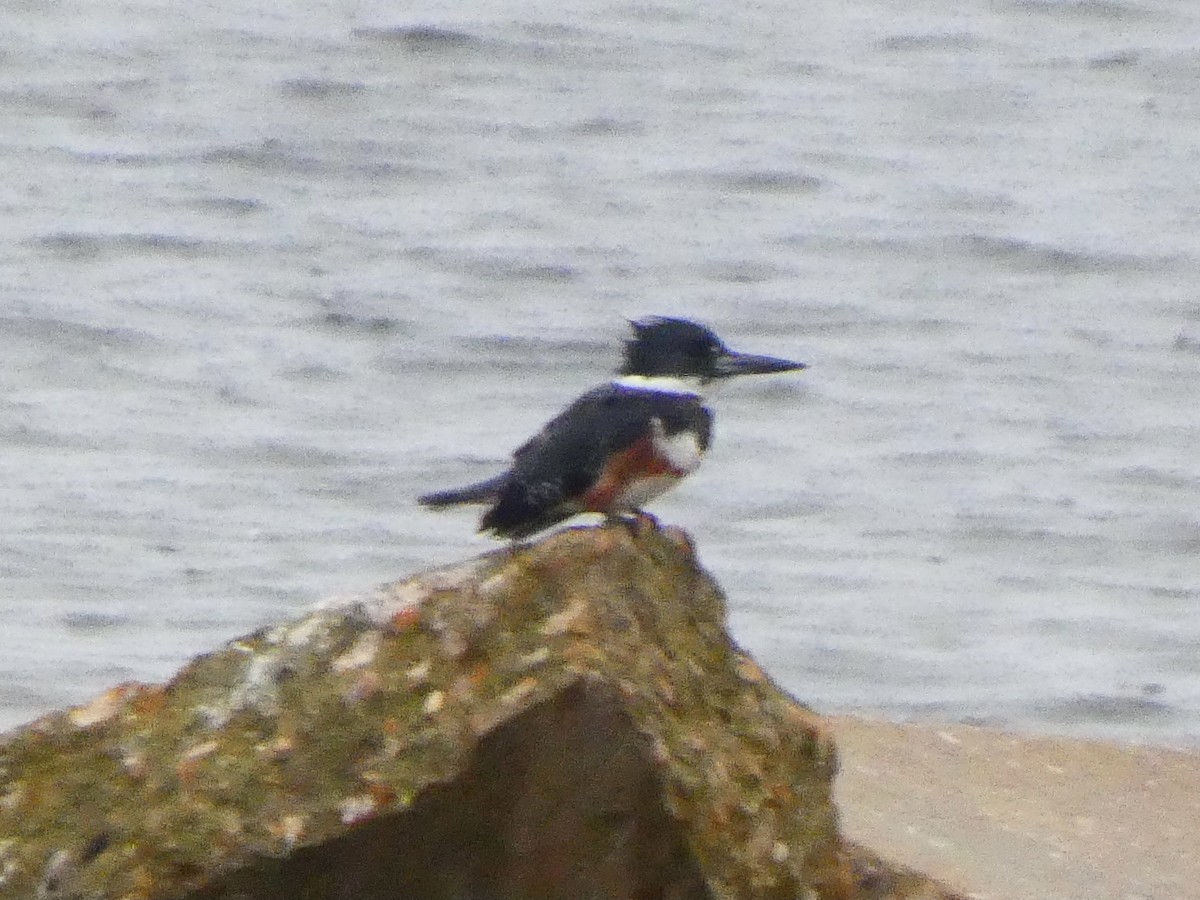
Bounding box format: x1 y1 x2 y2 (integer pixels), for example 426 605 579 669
2 0 1199 744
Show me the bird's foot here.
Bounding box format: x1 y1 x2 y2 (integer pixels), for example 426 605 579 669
606 509 660 538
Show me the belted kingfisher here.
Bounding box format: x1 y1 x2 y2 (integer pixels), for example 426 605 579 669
419 316 806 539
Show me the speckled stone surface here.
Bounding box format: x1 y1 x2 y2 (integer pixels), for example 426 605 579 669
3 524 957 900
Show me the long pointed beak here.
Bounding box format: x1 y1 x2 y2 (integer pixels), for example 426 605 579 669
712 350 807 379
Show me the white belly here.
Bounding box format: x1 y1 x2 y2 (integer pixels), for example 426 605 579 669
608 419 706 510
611 473 682 510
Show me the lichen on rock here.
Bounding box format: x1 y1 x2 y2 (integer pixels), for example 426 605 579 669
0 523 963 900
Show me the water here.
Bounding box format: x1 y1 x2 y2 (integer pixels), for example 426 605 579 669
1 0 1198 744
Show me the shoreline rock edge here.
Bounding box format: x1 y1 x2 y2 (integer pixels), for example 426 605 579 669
0 524 966 900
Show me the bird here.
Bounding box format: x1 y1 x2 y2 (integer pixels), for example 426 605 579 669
418 316 806 539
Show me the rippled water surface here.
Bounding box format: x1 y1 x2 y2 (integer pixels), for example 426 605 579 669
2 0 1199 743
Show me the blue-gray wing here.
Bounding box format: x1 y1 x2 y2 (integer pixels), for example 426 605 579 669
480 384 711 538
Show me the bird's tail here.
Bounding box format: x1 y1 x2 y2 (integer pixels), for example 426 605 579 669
418 473 508 508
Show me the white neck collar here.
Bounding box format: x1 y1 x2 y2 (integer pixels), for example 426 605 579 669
612 374 706 396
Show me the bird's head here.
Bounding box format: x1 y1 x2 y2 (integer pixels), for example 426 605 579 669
619 316 806 390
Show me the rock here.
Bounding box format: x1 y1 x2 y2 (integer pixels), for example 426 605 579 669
0 524 965 900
